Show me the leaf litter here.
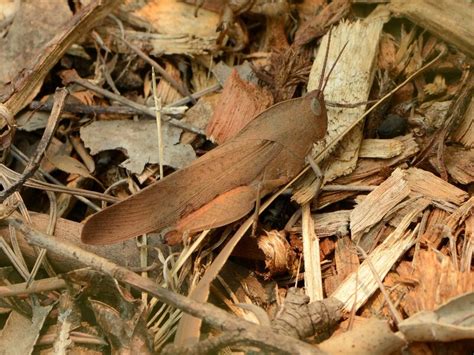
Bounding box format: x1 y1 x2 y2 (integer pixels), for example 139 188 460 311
0 0 472 354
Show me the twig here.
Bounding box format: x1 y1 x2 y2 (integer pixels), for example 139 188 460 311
30 101 144 116
7 217 322 355
61 70 204 135
168 83 221 107
0 89 67 202
0 276 66 297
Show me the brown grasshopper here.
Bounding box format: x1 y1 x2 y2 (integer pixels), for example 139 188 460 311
81 36 344 246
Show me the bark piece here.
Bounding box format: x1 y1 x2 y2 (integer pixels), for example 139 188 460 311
120 30 218 56
444 146 474 185
451 96 474 147
390 0 474 57
350 167 469 242
359 138 404 159
0 0 72 84
405 167 468 206
325 236 359 295
350 168 411 242
397 251 474 316
333 200 430 312
313 210 350 237
206 70 273 144
302 203 323 301
317 134 419 209
133 0 219 38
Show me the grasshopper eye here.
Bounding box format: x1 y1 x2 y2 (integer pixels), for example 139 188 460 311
311 97 322 115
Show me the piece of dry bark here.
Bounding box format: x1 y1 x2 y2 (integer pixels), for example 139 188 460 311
420 208 449 248
443 146 474 185
206 69 273 144
119 30 218 56
0 0 72 84
350 167 468 242
302 203 323 301
397 250 473 316
451 96 474 148
359 138 404 159
271 288 343 340
390 0 474 58
333 199 430 312
134 0 219 38
324 236 360 295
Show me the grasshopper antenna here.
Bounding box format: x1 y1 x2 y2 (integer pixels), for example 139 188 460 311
321 41 349 93
317 27 332 92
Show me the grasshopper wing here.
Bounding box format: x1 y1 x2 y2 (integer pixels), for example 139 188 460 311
81 139 282 245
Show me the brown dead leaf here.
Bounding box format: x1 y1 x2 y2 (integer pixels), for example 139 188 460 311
45 153 95 181
0 305 53 353
319 318 406 354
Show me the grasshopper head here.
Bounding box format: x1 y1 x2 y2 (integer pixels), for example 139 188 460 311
304 89 327 139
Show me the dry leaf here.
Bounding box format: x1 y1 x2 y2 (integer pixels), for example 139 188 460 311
319 318 406 354
80 120 196 174
399 292 474 342
45 153 94 181
0 305 53 353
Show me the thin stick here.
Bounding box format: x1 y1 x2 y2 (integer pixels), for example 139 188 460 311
152 68 165 179
62 71 204 135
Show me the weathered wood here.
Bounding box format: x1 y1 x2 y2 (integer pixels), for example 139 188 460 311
390 0 474 58
359 138 404 159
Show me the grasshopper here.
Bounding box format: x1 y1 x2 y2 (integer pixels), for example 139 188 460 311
81 36 343 246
